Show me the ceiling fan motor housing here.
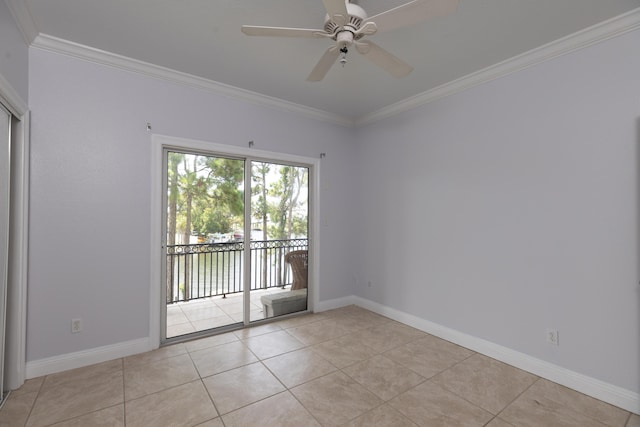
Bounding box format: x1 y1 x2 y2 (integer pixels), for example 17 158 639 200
324 3 367 48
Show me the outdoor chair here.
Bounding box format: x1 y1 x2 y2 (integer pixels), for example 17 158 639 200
285 250 308 290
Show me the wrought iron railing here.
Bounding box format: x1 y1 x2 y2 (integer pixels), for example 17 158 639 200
166 239 308 303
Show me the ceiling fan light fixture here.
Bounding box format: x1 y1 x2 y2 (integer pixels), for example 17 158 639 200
339 46 348 66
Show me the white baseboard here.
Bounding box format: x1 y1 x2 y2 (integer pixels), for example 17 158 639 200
346 295 639 415
315 295 357 312
25 338 152 379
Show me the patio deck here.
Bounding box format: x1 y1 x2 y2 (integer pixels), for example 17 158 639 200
167 287 296 338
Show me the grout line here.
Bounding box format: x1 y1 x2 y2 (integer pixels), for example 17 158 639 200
492 376 540 421
22 373 48 426
120 357 128 426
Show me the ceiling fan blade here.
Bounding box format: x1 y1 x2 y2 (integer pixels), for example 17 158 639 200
241 25 326 38
354 21 377 38
365 0 459 32
322 0 349 26
307 46 340 82
355 40 413 78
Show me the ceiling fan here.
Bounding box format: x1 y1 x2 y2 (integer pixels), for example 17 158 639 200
241 0 459 82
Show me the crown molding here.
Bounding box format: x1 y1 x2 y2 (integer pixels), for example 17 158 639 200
4 0 38 45
31 34 354 128
26 7 640 128
355 7 640 127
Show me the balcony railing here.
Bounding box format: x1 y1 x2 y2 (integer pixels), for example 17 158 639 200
166 238 308 303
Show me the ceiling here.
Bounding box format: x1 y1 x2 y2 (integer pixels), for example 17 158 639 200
13 0 640 123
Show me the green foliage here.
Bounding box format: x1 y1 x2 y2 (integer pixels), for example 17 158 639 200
260 164 308 240
168 153 308 242
167 153 244 238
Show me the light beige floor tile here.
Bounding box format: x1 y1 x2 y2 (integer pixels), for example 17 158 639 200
485 418 515 427
26 360 124 427
125 380 217 427
195 418 224 427
335 308 392 329
500 379 630 427
291 371 383 426
353 321 426 352
344 404 419 427
322 305 360 316
192 314 237 331
182 305 228 322
38 359 123 389
202 362 285 414
328 313 389 332
50 404 124 426
0 390 38 427
212 295 243 307
343 354 425 401
431 354 537 414
233 322 282 339
185 331 239 353
167 306 189 326
286 318 353 345
384 334 474 378
628 414 640 427
243 330 305 359
10 377 44 397
231 309 264 323
190 340 258 377
262 348 337 388
273 313 327 329
167 322 196 338
179 298 217 308
342 305 385 315
124 343 187 366
124 353 199 400
389 381 493 427
310 334 377 368
217 301 244 315
222 391 321 427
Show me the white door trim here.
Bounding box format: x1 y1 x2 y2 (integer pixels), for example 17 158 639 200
150 134 320 349
0 74 29 390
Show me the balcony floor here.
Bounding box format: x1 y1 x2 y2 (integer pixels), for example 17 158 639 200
167 287 294 338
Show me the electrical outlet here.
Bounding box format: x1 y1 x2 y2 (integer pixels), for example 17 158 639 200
71 318 82 334
546 329 559 345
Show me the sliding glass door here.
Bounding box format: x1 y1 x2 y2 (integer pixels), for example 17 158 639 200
162 149 310 341
249 162 309 322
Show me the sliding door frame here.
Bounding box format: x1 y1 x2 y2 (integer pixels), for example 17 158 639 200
150 134 320 349
0 74 30 391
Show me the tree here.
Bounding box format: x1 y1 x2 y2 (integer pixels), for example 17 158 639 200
252 162 270 287
268 165 308 240
191 157 244 236
167 152 183 247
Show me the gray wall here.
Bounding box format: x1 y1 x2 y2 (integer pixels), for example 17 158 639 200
27 47 357 361
354 28 639 394
0 0 28 102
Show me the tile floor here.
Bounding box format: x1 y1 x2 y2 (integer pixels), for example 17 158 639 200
1 305 638 427
167 288 292 338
